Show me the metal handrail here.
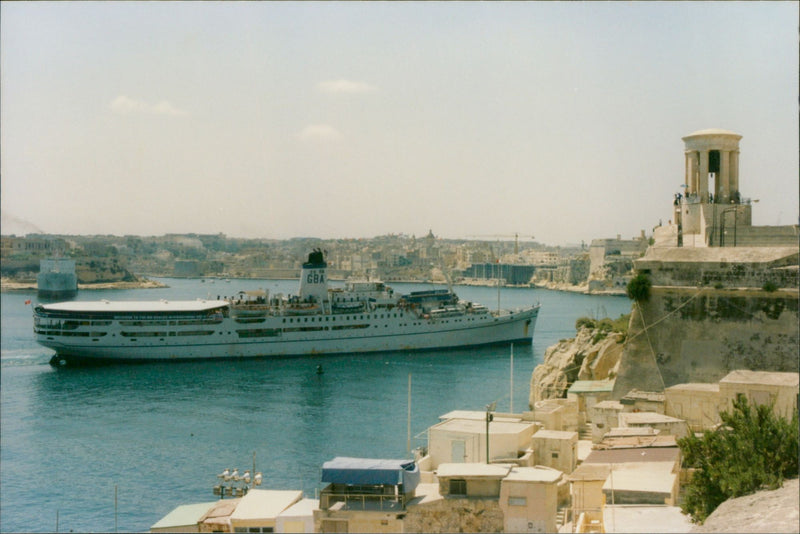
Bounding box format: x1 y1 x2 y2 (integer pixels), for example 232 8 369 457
322 491 405 511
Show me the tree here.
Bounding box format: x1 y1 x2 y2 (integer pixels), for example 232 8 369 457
677 396 799 523
626 272 651 302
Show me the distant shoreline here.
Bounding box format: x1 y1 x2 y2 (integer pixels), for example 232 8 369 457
1 275 626 296
533 280 626 296
0 278 168 292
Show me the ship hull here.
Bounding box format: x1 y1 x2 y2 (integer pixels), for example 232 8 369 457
37 307 539 364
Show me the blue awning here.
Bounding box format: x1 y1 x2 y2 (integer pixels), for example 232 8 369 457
321 457 420 491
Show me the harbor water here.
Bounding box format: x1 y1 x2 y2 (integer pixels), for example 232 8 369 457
0 278 630 532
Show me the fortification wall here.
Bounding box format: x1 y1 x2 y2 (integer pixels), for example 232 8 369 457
637 249 799 289
732 225 799 247
613 287 799 397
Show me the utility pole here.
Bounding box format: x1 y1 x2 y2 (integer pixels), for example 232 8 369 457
485 402 496 464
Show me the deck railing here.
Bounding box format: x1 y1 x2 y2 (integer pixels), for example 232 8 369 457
321 491 405 511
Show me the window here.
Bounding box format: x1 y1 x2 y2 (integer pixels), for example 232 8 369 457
449 479 467 495
508 496 527 506
551 452 559 459
321 519 348 533
750 390 773 407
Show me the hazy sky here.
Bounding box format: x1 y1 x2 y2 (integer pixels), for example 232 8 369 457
2 2 797 246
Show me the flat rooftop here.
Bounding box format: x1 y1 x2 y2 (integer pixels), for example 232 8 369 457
433 417 535 436
602 462 678 494
436 463 512 478
604 427 660 438
593 400 624 411
151 501 217 531
278 498 318 518
720 370 799 387
505 466 563 483
585 447 680 465
533 429 578 440
621 390 665 403
439 410 527 423
568 379 615 394
601 505 692 533
596 435 678 451
230 489 303 522
666 383 720 393
619 412 685 425
568 463 610 482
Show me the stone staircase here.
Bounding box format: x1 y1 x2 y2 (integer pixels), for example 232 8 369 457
578 422 592 440
556 507 569 530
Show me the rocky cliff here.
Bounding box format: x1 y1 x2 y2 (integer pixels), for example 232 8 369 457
529 322 627 407
75 258 139 284
690 478 799 533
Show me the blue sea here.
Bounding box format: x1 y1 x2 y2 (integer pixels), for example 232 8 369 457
0 278 630 532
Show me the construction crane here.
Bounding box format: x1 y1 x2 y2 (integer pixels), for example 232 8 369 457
466 233 535 255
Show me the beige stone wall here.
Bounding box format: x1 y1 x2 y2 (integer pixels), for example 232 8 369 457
314 510 403 534
437 477 502 499
719 377 799 420
428 428 531 467
571 479 606 513
500 480 559 533
403 497 504 533
532 433 578 474
428 431 481 466
613 287 799 397
590 403 623 443
664 386 723 432
530 399 580 433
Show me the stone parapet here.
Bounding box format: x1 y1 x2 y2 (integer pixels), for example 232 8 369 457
635 246 799 289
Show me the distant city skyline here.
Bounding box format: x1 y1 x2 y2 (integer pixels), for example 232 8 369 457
1 2 797 246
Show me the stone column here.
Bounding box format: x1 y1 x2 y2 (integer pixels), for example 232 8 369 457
684 152 691 191
719 150 730 203
730 150 740 200
698 150 709 202
685 151 699 195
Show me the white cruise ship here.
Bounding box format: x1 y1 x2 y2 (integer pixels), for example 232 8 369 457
33 250 540 365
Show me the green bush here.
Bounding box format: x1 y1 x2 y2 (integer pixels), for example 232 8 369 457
610 314 630 336
762 280 778 292
677 396 799 524
591 332 608 344
575 314 630 339
626 273 651 302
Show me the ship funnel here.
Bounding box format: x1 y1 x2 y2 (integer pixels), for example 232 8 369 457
298 249 328 303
